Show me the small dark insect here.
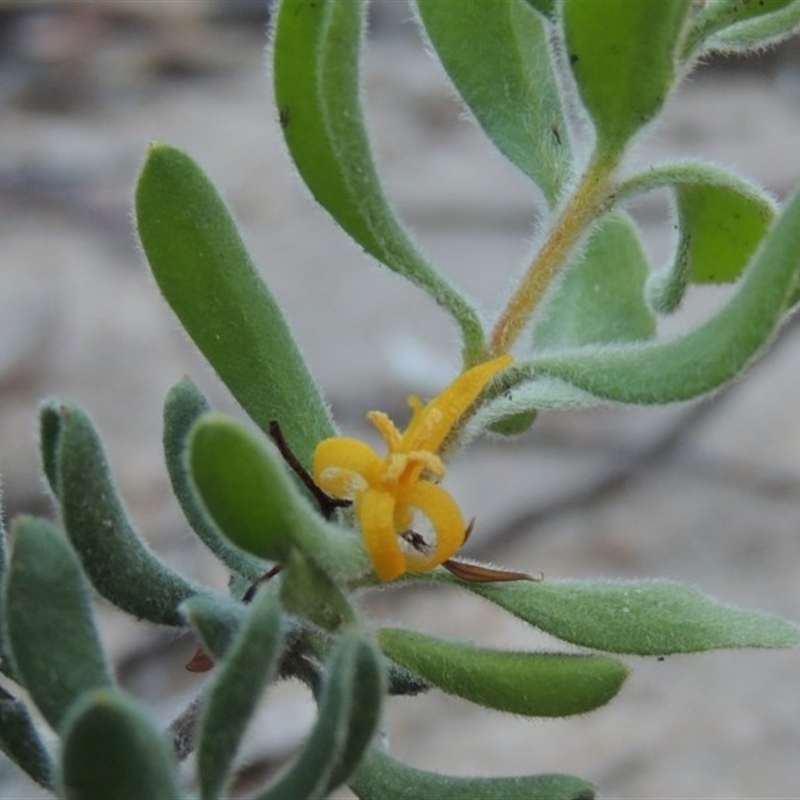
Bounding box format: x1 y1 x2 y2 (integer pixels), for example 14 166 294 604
279 104 291 128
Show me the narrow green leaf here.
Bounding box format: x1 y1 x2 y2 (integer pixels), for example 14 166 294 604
351 749 595 800
180 595 248 662
198 589 284 800
525 186 800 403
684 0 800 58
4 517 113 730
675 180 773 282
136 142 334 469
520 0 557 20
163 379 263 581
0 687 55 789
273 0 484 364
416 0 571 206
457 578 800 655
40 400 210 626
280 549 357 631
324 634 385 794
645 234 692 316
470 377 604 440
534 213 655 348
619 162 776 311
563 0 691 156
59 689 181 800
377 628 628 717
189 413 369 580
258 634 384 800
705 0 800 51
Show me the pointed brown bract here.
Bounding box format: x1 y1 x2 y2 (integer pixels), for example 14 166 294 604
443 558 540 584
186 646 215 673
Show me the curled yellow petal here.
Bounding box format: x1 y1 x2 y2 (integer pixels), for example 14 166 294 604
401 481 466 573
357 487 405 582
404 354 513 452
313 437 382 499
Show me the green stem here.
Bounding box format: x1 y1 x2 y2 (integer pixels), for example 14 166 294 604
487 152 618 358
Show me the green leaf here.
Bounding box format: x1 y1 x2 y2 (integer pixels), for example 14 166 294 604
534 213 655 348
684 0 800 58
59 689 181 800
677 176 774 284
563 0 691 157
40 400 209 626
189 413 369 580
704 0 800 52
351 749 595 800
470 377 605 439
198 589 284 800
416 0 571 206
272 0 484 365
280 548 356 631
0 687 55 789
520 0 557 20
181 595 248 662
525 186 800 403
377 628 628 717
136 143 334 470
457 578 800 655
258 634 385 800
661 179 773 301
4 517 114 731
618 162 776 313
163 379 263 581
324 634 385 794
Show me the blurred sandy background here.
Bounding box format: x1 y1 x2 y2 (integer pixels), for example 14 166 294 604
1 1 800 797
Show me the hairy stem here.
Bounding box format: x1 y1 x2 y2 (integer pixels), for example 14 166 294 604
487 152 618 357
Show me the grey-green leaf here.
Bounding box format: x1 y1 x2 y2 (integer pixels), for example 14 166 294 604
674 177 774 285
163 379 263 581
189 413 369 581
59 689 182 800
280 548 357 632
0 687 55 789
684 0 800 58
4 517 113 731
198 589 284 800
617 162 776 312
258 634 384 799
646 178 774 314
350 748 595 800
324 634 385 793
181 595 248 662
378 628 628 717
416 0 571 206
460 578 800 655
272 0 484 364
136 142 334 470
704 0 800 52
520 0 557 20
534 213 655 348
563 0 691 157
526 186 800 403
40 400 209 626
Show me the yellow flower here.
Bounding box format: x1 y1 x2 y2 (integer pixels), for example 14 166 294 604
312 355 513 581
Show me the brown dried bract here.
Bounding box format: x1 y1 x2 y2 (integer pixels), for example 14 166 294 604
442 558 541 584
